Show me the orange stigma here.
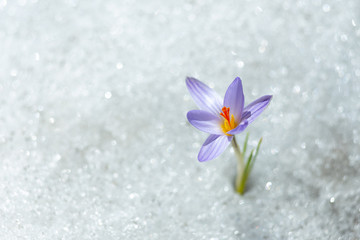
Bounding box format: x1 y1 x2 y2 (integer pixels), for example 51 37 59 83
220 107 236 135
220 107 230 123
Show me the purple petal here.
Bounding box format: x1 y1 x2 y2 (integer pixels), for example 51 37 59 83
187 110 223 135
223 77 244 123
186 77 223 116
242 95 272 124
198 134 232 162
227 121 248 135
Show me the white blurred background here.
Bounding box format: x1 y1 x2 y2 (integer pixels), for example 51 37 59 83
0 0 359 239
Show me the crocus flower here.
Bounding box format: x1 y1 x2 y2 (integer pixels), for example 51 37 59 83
186 77 272 162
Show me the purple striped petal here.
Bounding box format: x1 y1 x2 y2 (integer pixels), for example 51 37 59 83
227 121 248 135
242 95 272 124
198 134 232 162
187 110 223 135
223 77 244 123
186 77 223 116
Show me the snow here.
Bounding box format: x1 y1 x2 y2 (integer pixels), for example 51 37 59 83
0 0 359 239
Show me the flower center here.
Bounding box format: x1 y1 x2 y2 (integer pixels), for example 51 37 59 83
220 107 236 136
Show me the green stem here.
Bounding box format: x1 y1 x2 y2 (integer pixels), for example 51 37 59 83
232 137 245 194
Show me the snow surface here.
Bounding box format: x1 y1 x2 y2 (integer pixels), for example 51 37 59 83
0 0 359 239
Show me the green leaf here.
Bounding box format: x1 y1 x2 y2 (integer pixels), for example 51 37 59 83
249 137 263 171
243 149 254 182
237 137 264 195
242 132 249 157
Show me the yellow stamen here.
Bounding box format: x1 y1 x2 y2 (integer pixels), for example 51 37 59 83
230 114 235 129
224 119 230 130
220 107 237 136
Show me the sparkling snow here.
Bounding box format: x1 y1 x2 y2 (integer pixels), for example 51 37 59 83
0 0 359 239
